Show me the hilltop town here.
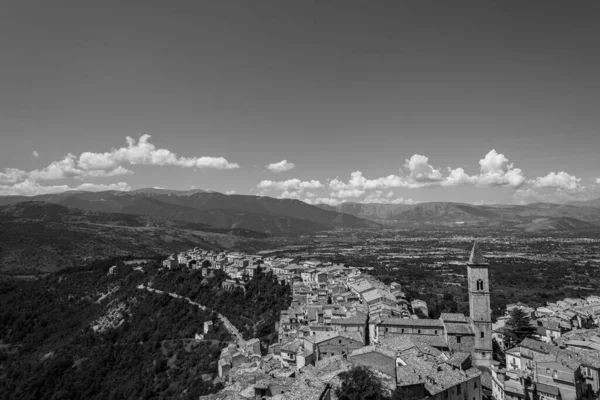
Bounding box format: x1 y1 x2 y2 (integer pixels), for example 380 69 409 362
157 242 600 400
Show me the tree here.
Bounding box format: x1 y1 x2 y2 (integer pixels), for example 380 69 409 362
335 366 386 400
505 307 537 347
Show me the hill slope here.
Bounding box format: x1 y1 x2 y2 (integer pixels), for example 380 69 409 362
0 190 377 235
0 202 272 274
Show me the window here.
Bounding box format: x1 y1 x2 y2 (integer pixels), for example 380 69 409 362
402 329 404 333
546 368 551 374
339 340 342 344
457 336 462 344
481 332 484 338
457 385 461 395
477 279 484 291
418 329 421 334
474 381 477 388
553 370 558 379
435 330 438 335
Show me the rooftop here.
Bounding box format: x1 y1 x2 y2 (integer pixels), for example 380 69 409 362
380 317 444 328
440 313 468 323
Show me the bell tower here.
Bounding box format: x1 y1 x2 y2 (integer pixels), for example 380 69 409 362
467 241 493 367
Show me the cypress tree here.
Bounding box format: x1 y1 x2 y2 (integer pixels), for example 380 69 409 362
505 307 537 346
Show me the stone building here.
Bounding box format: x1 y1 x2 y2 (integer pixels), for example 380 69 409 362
467 241 494 367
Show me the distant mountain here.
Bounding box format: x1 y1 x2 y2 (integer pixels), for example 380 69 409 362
568 198 600 208
319 200 600 231
316 202 415 221
0 190 377 236
515 217 598 232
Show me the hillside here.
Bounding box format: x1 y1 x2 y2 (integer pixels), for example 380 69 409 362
0 202 272 274
0 265 231 399
0 190 377 236
317 202 415 221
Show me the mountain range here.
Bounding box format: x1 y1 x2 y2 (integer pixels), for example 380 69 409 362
0 190 599 237
0 189 377 237
318 201 600 232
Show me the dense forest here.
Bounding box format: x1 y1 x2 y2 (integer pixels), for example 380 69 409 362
150 268 293 341
0 261 232 399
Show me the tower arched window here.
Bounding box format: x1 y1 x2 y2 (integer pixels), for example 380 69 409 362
477 279 484 291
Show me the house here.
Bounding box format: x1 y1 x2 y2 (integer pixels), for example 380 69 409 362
395 353 482 400
307 331 364 361
253 377 296 399
363 289 397 308
505 338 586 400
330 312 368 345
350 345 397 379
279 339 311 368
204 321 213 334
440 314 476 353
411 299 429 316
377 318 445 342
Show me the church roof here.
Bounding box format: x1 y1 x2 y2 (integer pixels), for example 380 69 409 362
468 241 488 265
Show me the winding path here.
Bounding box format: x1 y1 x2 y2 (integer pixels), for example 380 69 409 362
137 284 246 348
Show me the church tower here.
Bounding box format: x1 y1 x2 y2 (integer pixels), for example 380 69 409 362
467 241 493 367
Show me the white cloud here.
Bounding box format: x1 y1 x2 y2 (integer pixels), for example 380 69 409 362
0 168 29 185
595 178 600 184
26 154 133 181
266 160 295 173
363 190 416 204
477 149 526 189
330 188 366 199
0 135 239 187
0 180 131 196
225 190 236 195
531 171 581 190
258 179 323 191
309 197 343 206
32 150 40 158
329 171 415 191
78 134 239 171
404 154 443 183
441 167 478 187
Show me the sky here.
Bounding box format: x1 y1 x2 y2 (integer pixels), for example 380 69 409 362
1 1 599 205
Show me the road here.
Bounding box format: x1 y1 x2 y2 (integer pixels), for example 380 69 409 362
137 284 246 348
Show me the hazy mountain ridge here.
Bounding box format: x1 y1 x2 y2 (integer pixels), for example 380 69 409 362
0 190 377 236
316 199 600 231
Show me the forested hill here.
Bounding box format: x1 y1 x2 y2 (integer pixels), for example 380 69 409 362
151 268 293 341
0 260 291 399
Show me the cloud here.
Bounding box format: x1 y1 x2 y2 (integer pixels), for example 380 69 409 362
78 134 239 170
595 178 600 184
404 154 443 183
257 179 323 191
32 150 40 158
266 160 295 173
531 171 581 190
0 180 131 196
477 149 526 188
0 135 239 187
26 154 133 181
225 190 236 195
363 190 416 204
329 171 415 191
0 168 29 185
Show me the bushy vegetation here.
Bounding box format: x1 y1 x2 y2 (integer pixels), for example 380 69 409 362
0 264 230 399
152 269 292 340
